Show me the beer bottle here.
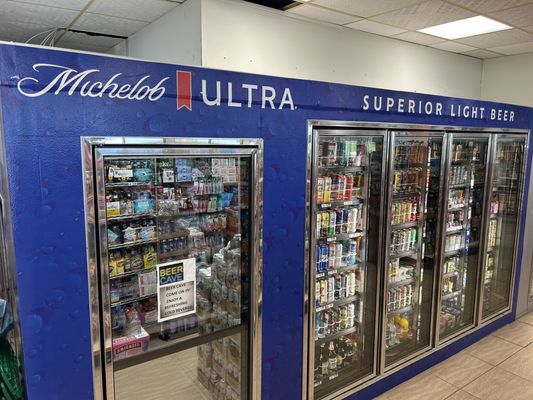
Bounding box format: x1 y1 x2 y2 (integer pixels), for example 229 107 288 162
328 341 337 372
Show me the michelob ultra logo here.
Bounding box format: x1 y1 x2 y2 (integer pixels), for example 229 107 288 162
17 63 296 111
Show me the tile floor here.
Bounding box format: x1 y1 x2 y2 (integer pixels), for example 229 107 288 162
377 312 533 400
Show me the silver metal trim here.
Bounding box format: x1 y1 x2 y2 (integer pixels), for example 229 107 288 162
81 136 263 400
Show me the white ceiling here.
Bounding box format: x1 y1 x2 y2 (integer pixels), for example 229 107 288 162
287 0 533 58
0 0 184 53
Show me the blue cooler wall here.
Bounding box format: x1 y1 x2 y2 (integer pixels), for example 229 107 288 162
0 43 531 400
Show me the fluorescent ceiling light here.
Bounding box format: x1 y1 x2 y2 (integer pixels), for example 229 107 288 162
418 16 512 40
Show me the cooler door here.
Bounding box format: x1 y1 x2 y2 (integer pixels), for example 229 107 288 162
481 135 526 320
437 135 489 342
383 132 444 368
309 130 386 399
88 142 262 400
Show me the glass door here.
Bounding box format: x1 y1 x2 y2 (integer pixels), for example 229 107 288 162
383 132 444 368
308 130 385 399
437 135 489 342
482 135 526 320
87 140 262 400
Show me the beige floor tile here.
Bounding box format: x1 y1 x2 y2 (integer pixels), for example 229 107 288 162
382 372 456 400
465 335 521 365
519 312 533 326
500 346 533 382
463 367 533 400
492 321 533 347
430 352 492 388
445 390 479 400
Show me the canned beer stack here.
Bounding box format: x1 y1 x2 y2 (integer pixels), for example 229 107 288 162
450 165 469 185
391 198 418 224
392 168 422 193
315 268 363 306
386 284 414 312
316 206 363 238
315 239 360 272
317 173 364 203
319 140 366 167
390 228 417 255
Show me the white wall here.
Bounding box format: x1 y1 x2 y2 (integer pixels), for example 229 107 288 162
481 54 533 107
109 0 202 66
201 0 483 99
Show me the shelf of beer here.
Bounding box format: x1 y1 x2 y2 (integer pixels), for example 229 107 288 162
316 295 359 313
389 249 418 260
448 204 465 211
442 291 461 301
111 293 157 308
388 278 415 289
315 326 358 345
106 181 154 188
391 220 418 230
107 213 156 222
393 189 421 198
318 231 365 242
157 208 228 219
318 199 364 209
388 304 413 315
108 239 158 251
449 183 468 189
316 262 361 279
443 271 459 279
318 165 365 172
110 268 154 280
157 232 190 241
158 248 190 260
394 162 425 168
444 248 464 257
446 225 464 234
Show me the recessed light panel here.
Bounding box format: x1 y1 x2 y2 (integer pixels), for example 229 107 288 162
418 16 512 40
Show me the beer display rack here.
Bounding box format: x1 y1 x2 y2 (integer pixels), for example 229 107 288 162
438 138 488 342
311 135 375 399
108 239 158 251
111 293 157 308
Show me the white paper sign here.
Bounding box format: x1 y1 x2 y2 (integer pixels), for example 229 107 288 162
156 258 196 323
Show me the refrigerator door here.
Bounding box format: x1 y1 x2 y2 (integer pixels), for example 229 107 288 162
482 135 527 320
84 140 262 400
383 132 444 369
309 130 386 399
437 135 490 342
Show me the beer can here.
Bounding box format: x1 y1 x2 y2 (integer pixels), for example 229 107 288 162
317 177 325 204
334 274 342 300
411 228 417 249
351 206 359 232
342 209 349 234
349 142 357 167
320 279 328 305
341 273 348 298
316 280 322 306
331 308 340 332
346 209 354 234
318 142 327 167
320 244 329 271
337 141 346 167
348 303 355 327
337 175 346 201
328 243 336 270
327 142 337 166
335 243 343 267
327 277 335 303
335 209 343 234
348 240 357 264
316 312 326 338
348 271 356 296
345 174 354 200
323 176 332 203
328 211 336 237
316 212 322 238
340 306 348 329
315 245 321 273
321 212 329 238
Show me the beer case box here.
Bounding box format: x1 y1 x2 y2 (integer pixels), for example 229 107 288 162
112 327 150 361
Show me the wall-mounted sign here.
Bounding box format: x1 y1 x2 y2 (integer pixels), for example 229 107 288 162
156 258 196 323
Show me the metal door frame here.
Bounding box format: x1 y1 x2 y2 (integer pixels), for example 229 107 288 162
302 121 530 400
81 136 263 400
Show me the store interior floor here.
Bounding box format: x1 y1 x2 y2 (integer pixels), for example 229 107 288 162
377 311 533 400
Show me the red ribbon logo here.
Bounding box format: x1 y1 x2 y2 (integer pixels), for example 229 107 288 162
177 70 192 110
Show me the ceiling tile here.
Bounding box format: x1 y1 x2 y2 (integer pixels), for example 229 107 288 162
462 49 503 58
447 0 533 13
55 40 109 54
371 0 476 31
12 0 89 10
87 0 178 23
456 28 533 48
345 19 407 36
312 0 424 18
59 30 123 48
0 19 57 43
286 4 360 25
71 12 148 36
392 30 444 45
488 41 533 54
489 3 533 27
431 41 477 52
0 0 78 27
